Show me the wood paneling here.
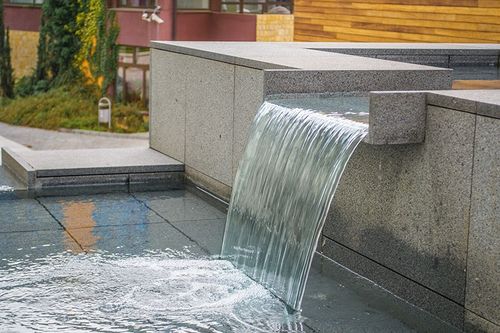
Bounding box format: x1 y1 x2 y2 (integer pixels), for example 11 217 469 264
294 0 500 43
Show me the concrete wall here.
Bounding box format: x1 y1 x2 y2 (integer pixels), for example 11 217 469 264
150 45 451 198
150 49 264 197
322 105 499 331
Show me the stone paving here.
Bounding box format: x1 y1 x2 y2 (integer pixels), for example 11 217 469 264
0 122 148 150
0 189 460 332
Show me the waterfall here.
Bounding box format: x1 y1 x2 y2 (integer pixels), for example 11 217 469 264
221 101 368 310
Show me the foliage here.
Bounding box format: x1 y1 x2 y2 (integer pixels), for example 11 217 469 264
0 1 15 98
75 0 119 96
0 85 148 133
35 0 81 86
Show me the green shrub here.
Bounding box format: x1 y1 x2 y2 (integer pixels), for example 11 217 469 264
0 84 148 133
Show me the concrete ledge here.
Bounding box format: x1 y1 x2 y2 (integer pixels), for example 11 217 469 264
427 90 500 118
1 148 185 195
1 148 35 186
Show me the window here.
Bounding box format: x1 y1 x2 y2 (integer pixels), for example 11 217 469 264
117 0 155 8
5 0 44 5
116 46 150 107
176 0 209 10
221 0 292 14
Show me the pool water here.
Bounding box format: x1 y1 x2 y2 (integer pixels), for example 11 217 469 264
0 251 303 332
0 190 460 332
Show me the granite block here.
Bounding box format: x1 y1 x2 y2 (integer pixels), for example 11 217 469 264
152 41 448 71
129 172 185 192
427 90 500 119
465 116 500 325
233 66 265 181
478 102 500 119
450 55 499 67
427 91 478 114
320 237 465 330
1 147 35 186
376 54 449 67
465 311 500 333
150 49 188 162
184 56 235 186
325 106 475 305
35 174 129 188
367 91 427 144
263 69 451 96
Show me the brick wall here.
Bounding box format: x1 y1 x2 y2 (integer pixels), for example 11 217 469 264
256 14 294 42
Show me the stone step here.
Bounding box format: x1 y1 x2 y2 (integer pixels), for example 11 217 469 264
1 147 184 196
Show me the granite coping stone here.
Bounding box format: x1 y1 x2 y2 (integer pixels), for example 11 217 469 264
151 41 451 72
3 148 184 178
427 90 500 118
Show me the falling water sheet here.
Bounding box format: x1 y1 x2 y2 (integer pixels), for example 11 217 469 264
221 101 368 310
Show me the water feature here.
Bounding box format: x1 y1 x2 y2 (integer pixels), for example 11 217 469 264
0 250 303 332
221 100 368 310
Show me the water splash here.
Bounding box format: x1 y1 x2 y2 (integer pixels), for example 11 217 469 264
0 185 14 192
0 250 304 332
221 101 368 310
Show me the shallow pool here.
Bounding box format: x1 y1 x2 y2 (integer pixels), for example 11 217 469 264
0 190 460 332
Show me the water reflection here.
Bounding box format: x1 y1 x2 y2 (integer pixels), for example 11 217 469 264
62 201 99 252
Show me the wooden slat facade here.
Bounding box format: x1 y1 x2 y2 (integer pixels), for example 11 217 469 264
294 0 500 43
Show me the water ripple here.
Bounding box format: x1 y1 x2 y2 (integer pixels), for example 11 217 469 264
0 250 304 332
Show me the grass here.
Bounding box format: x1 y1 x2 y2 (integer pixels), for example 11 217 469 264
0 85 148 133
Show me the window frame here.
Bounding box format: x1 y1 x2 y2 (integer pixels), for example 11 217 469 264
220 0 293 14
115 0 156 8
3 0 44 6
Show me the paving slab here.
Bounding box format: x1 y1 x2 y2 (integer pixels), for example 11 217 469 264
134 189 226 222
9 147 183 177
0 229 80 262
39 193 165 229
0 199 62 232
0 147 185 194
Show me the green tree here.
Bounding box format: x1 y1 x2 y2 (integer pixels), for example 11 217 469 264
75 0 119 96
0 1 15 98
35 0 81 87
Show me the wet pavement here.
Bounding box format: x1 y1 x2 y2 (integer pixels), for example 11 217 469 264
0 190 460 332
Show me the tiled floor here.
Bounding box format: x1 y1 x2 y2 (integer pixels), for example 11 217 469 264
0 189 460 332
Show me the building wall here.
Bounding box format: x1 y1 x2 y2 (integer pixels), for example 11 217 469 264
3 5 41 32
114 7 174 47
256 14 294 42
3 5 42 78
9 30 39 78
175 12 256 41
294 0 500 43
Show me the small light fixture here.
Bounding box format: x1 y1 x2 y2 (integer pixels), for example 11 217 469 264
142 6 164 24
141 10 151 22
